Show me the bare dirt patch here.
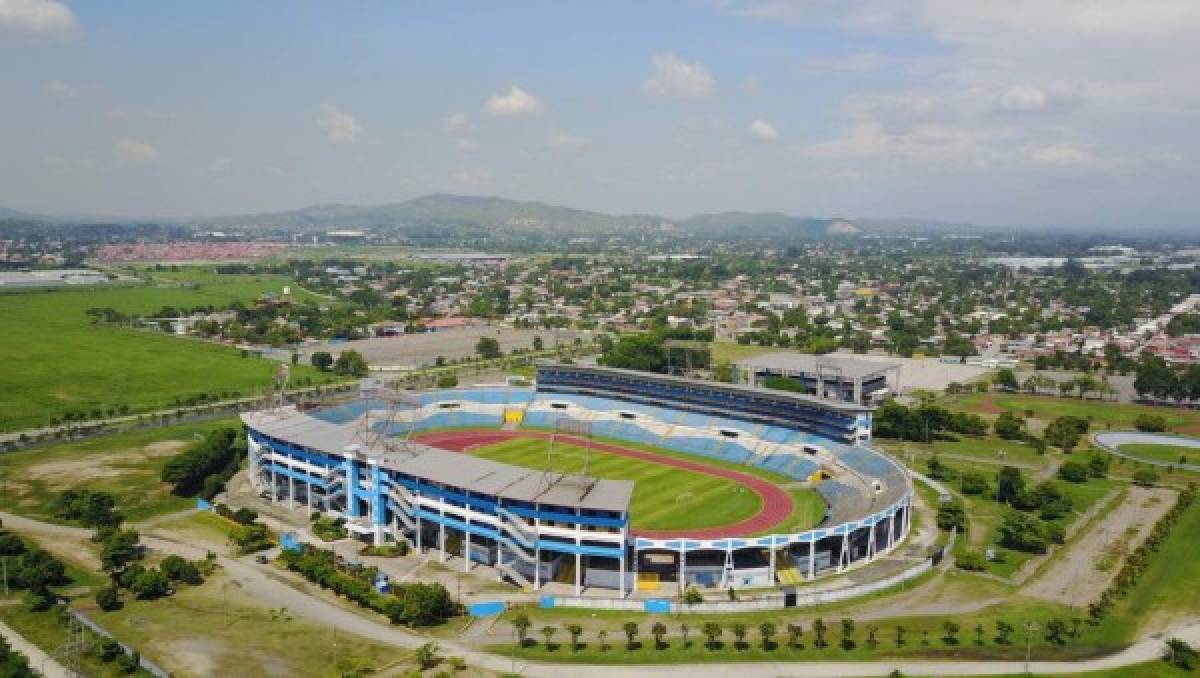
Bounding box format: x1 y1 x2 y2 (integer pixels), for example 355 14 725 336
23 440 186 488
1023 485 1176 607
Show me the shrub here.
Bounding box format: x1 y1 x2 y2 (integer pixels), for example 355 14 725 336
1057 461 1090 483
95 586 122 611
956 550 987 571
1133 469 1160 487
1135 414 1168 432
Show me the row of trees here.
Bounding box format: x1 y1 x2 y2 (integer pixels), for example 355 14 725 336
874 401 988 442
278 544 458 626
1134 355 1200 402
510 614 1088 654
160 426 244 498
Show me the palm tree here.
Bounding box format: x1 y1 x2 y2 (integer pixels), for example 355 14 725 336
651 621 667 650
866 624 879 648
540 625 557 649
759 621 776 650
974 623 986 646
942 621 960 645
680 623 691 648
566 623 583 651
702 622 723 649
813 618 828 648
597 629 609 651
895 625 906 646
840 619 856 650
512 613 531 647
623 621 640 650
787 622 804 648
732 622 748 649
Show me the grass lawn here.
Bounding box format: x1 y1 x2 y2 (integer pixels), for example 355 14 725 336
709 341 776 366
471 437 811 533
1117 443 1200 466
877 435 1048 469
0 277 340 431
72 571 410 677
945 392 1200 431
0 419 239 523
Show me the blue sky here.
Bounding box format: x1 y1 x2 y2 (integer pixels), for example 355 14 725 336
2 0 1198 230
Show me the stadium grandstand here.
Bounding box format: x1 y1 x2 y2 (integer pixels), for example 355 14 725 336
243 362 912 597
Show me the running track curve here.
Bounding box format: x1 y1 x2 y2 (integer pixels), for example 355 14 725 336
411 429 798 540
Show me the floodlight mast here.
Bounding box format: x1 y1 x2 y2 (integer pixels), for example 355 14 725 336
353 377 422 456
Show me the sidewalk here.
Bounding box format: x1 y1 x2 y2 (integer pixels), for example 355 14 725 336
0 620 70 678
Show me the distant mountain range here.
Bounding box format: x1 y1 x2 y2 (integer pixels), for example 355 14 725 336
0 193 979 238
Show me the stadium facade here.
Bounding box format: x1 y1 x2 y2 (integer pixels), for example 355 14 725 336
244 363 912 596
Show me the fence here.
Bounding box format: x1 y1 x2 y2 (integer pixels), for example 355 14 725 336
66 608 171 677
547 528 955 615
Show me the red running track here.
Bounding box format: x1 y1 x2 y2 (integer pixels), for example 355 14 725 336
411 429 795 540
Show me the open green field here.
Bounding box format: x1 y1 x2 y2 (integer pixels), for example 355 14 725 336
0 419 237 523
469 437 822 533
70 571 410 677
709 341 776 366
945 392 1200 431
1118 443 1199 466
0 275 340 431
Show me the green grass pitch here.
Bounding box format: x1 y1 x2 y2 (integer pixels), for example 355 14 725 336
468 436 823 533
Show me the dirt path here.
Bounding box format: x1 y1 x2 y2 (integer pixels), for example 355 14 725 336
1023 486 1176 606
413 429 796 539
0 620 71 678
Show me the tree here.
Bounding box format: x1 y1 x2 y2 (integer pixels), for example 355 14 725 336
866 624 879 648
310 351 333 371
1044 415 1090 452
840 618 856 650
1133 468 1159 487
895 625 906 646
732 622 748 649
99 528 144 578
1057 460 1090 483
936 502 967 532
974 623 986 646
942 621 960 645
960 471 990 495
95 585 121 611
623 621 640 649
702 622 723 649
995 620 1014 645
333 350 369 377
651 621 667 649
513 613 532 646
759 621 776 650
414 641 440 669
435 374 458 389
994 368 1019 391
597 629 609 651
1135 414 1168 432
540 625 557 649
532 335 544 351
996 466 1026 505
160 555 202 585
787 622 804 648
129 568 170 599
1045 618 1067 645
598 333 667 373
680 623 691 648
1165 638 1199 670
993 411 1026 440
475 337 501 360
813 618 828 648
566 623 583 651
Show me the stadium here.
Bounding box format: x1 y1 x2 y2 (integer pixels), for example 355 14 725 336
243 362 913 598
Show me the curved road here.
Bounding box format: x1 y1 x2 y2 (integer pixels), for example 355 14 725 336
1093 431 1200 472
3 509 1196 677
413 429 796 538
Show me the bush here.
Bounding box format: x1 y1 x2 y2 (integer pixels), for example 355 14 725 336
1133 468 1160 487
936 502 967 532
95 586 122 611
160 555 203 585
1135 414 1168 432
956 550 987 571
160 427 243 498
129 568 171 600
436 374 459 389
1057 461 1090 483
960 471 990 495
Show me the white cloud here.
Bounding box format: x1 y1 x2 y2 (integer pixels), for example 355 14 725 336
454 138 478 151
0 0 78 39
748 119 779 141
1025 143 1093 167
444 111 468 132
996 86 1048 112
546 130 591 149
483 86 544 116
112 139 160 164
209 157 233 173
641 52 715 99
317 102 362 144
43 78 80 98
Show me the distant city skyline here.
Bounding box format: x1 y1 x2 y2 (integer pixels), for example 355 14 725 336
1 0 1199 230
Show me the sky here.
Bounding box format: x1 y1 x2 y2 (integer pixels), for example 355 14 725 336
1 0 1199 230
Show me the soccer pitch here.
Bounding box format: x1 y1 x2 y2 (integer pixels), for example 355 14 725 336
469 436 812 533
